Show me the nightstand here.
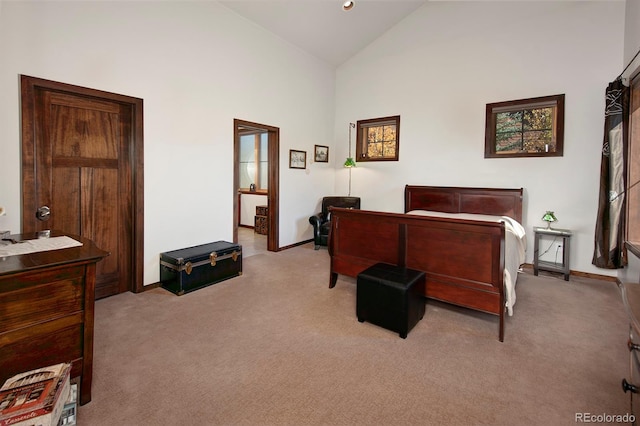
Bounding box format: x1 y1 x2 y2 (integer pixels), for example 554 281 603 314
533 226 572 281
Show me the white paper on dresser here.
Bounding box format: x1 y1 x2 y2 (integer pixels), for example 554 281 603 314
0 236 83 257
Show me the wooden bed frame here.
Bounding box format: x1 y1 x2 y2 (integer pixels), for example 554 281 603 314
328 185 524 341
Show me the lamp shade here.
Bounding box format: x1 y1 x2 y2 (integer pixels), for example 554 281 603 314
542 211 557 228
344 157 356 168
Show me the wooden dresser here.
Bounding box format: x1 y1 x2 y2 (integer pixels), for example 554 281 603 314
622 242 640 422
0 232 108 405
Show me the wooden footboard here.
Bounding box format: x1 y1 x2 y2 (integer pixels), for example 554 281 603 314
328 208 507 341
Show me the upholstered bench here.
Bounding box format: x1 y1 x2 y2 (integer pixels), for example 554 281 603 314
356 263 426 338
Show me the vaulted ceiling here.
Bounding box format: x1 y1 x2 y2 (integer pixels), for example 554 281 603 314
219 1 428 66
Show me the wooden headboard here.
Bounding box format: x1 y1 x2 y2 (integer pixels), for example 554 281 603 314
404 185 523 223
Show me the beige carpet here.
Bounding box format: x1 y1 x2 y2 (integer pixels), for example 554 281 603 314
78 242 631 425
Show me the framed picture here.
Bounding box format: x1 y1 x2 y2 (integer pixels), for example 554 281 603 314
314 145 329 163
289 150 306 169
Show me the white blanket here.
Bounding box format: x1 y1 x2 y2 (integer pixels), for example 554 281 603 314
407 210 526 316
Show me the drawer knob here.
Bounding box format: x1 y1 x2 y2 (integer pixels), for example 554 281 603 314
622 379 638 394
629 340 640 351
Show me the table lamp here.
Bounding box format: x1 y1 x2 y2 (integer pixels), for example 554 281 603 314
542 211 558 229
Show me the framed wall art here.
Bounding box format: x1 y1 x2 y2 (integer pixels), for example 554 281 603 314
314 145 329 163
289 150 306 169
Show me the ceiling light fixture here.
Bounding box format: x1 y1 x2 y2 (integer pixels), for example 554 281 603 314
342 1 354 11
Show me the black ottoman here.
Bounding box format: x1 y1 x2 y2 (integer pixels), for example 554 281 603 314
356 263 426 338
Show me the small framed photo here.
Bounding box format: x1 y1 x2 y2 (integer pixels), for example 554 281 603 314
289 150 306 169
314 145 329 163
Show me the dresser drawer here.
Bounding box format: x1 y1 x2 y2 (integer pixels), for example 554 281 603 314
625 325 640 420
0 318 83 382
0 271 85 334
630 339 640 387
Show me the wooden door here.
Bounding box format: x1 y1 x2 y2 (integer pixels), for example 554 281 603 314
21 75 144 299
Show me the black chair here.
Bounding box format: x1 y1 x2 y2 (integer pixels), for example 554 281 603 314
309 196 361 250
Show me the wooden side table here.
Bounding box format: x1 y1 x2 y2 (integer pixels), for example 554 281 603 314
533 226 572 281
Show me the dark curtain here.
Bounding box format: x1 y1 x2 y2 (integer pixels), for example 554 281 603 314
593 78 630 269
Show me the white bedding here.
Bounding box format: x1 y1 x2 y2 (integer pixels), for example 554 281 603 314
406 210 527 316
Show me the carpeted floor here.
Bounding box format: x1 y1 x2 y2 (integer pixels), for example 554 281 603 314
78 242 631 425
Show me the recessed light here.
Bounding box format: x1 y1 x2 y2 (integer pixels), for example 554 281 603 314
343 1 354 11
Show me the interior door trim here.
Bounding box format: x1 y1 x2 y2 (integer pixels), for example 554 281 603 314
233 119 279 251
20 75 145 293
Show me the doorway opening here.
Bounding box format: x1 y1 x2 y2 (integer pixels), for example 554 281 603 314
233 119 279 252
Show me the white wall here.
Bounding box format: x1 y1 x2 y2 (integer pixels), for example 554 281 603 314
624 0 640 75
240 194 268 226
334 1 626 277
0 1 336 285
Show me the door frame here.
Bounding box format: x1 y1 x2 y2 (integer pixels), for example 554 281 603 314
233 119 279 251
20 75 145 293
